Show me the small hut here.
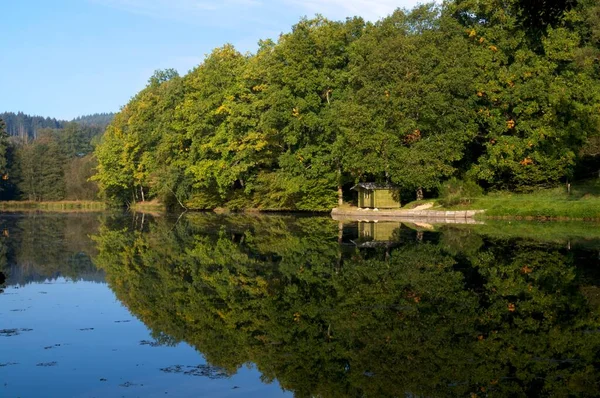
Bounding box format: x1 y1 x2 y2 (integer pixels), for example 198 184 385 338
351 183 401 209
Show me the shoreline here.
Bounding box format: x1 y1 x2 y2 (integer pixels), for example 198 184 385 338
0 201 107 212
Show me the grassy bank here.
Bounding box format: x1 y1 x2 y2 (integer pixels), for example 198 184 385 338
129 200 167 213
0 201 107 211
442 180 600 220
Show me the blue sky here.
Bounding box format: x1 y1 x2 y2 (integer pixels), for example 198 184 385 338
1 0 421 120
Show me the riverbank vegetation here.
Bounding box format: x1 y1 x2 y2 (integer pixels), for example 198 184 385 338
434 178 600 219
87 0 600 211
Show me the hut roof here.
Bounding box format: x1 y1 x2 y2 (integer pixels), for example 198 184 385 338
351 182 398 191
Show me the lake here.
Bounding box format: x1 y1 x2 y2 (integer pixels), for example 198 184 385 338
1 212 600 397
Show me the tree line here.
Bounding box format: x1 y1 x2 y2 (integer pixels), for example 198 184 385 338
0 111 114 141
90 0 600 211
0 118 106 201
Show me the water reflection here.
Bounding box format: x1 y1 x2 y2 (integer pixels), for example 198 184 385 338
2 213 600 396
88 213 600 397
0 213 103 286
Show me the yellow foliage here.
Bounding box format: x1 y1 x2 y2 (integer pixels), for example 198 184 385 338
489 45 498 52
479 37 485 44
468 29 477 38
216 104 230 115
292 107 300 117
507 119 515 129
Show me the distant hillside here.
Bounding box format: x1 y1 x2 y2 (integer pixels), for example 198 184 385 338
0 112 65 139
0 112 114 139
72 113 115 129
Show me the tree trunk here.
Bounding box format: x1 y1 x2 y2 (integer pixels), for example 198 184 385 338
337 165 343 207
416 187 424 201
140 186 145 202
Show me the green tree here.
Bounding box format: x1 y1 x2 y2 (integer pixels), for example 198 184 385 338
0 119 10 193
337 5 478 199
17 130 66 201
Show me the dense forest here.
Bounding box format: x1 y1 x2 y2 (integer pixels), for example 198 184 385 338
87 0 600 211
71 113 115 129
0 113 112 201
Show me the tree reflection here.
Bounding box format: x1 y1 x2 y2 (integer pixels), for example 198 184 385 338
0 213 103 285
93 214 600 397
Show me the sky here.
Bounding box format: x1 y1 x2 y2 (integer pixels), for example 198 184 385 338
1 0 422 120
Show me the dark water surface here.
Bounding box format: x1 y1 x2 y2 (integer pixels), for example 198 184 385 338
1 212 600 397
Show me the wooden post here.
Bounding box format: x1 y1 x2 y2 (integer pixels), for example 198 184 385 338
416 187 424 201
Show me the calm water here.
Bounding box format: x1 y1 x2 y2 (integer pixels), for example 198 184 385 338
1 212 600 397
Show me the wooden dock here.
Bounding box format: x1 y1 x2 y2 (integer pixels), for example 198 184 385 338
331 207 485 224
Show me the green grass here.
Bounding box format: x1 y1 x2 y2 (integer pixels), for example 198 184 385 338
447 180 600 220
0 201 107 211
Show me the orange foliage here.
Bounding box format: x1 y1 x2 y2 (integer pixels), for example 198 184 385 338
404 129 421 144
521 265 533 274
520 158 533 166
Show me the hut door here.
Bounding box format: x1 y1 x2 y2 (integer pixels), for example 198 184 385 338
364 190 374 208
